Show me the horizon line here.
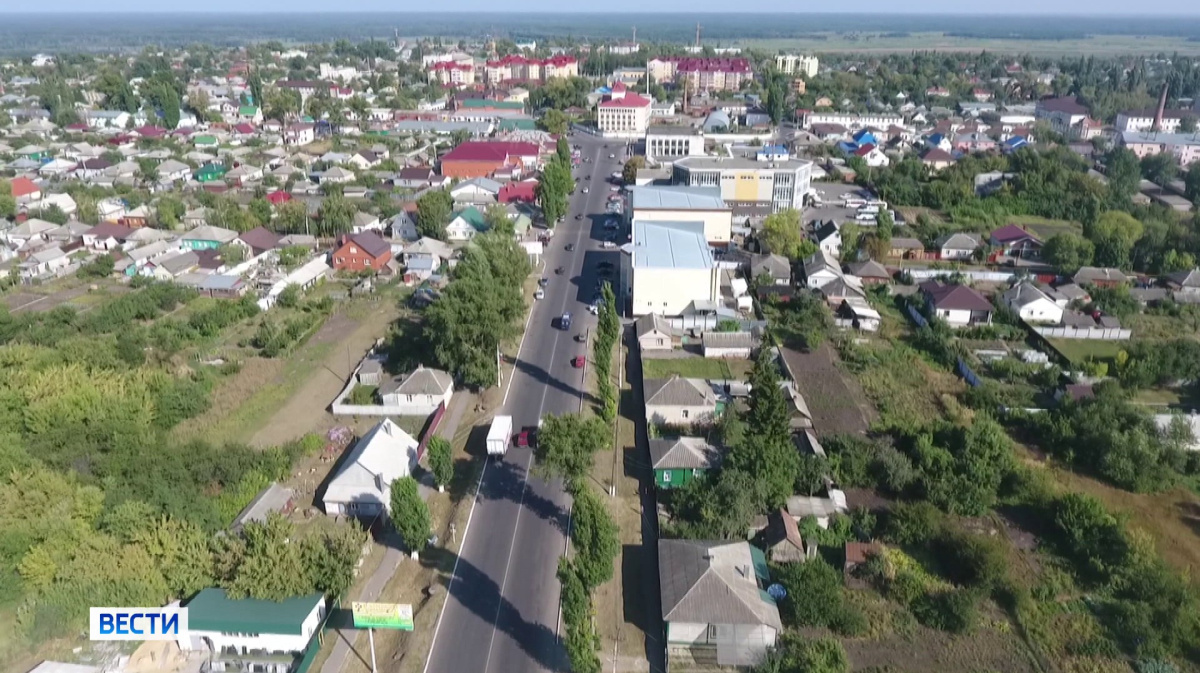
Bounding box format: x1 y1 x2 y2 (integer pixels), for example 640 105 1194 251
2 10 1200 16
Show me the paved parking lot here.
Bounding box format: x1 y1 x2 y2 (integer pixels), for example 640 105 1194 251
805 182 876 227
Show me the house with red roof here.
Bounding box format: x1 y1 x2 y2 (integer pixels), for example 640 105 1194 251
430 61 476 87
438 140 541 179
332 231 393 273
852 143 889 168
484 54 578 85
498 179 538 204
989 225 1042 259
265 191 293 206
9 177 41 204
132 126 167 139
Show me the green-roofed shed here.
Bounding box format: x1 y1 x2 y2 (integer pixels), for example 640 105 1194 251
186 587 324 636
460 99 524 111
498 118 537 132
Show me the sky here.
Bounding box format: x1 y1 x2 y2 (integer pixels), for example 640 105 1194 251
2 4 1199 14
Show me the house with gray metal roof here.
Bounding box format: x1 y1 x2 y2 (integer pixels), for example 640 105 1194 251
644 375 721 426
379 365 454 415
634 312 678 352
649 437 720 489
659 539 782 667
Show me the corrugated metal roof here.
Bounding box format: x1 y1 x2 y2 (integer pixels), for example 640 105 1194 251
186 588 323 635
658 539 782 630
632 221 713 270
631 185 726 211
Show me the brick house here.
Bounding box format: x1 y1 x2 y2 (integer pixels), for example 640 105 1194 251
438 140 540 179
332 231 393 272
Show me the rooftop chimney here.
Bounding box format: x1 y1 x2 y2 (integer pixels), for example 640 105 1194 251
1153 82 1169 133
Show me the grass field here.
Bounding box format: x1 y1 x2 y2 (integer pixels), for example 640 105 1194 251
640 356 753 381
1006 215 1081 241
739 32 1200 56
1044 338 1124 365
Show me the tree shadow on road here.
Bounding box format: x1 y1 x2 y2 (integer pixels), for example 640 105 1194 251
512 356 598 410
419 548 568 672
476 455 571 536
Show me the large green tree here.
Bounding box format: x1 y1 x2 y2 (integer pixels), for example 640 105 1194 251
389 477 431 555
727 345 799 510
759 209 807 259
533 414 610 490
569 487 620 590
417 190 453 240
1043 232 1095 273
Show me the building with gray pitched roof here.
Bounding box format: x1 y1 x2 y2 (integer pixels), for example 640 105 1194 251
659 539 782 667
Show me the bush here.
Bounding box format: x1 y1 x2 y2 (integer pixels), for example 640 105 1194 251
775 558 845 629
883 501 945 546
427 436 453 489
912 588 979 633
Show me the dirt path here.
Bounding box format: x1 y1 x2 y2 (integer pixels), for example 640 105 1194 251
249 303 400 448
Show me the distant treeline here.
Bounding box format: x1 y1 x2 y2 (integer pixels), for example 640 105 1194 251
946 31 1091 41
1 13 1200 54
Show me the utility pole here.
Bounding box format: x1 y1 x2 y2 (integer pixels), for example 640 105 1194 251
695 22 702 51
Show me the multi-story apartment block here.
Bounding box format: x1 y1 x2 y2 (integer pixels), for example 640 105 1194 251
647 57 752 92
428 61 476 88
774 54 818 78
1115 108 1196 133
484 55 578 86
1119 130 1200 166
598 83 653 139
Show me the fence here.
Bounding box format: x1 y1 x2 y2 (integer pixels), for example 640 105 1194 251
957 357 983 388
1032 325 1132 340
905 268 1018 283
666 315 768 332
416 401 448 461
905 303 929 328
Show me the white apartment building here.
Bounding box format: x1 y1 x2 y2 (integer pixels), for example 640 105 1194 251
629 184 732 244
775 54 819 78
598 84 652 139
798 111 904 130
319 63 358 81
428 61 476 87
1114 108 1195 133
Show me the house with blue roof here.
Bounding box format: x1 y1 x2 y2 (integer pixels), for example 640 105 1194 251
851 129 877 146
925 133 951 152
1003 136 1029 152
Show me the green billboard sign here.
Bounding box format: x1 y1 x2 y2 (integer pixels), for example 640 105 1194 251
352 602 413 631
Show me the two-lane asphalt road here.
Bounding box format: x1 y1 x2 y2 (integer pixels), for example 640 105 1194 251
423 134 626 673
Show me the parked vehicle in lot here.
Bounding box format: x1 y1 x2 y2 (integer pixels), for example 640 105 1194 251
572 355 586 368
487 415 514 456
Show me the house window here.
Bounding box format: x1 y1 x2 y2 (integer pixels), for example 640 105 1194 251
707 624 718 641
693 469 701 477
682 409 689 419
662 471 671 483
351 246 358 254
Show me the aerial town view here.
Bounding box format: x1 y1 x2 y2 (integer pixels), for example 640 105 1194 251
6 4 1200 673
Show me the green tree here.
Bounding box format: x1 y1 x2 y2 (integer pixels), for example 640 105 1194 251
1088 210 1144 252
156 195 185 228
1105 147 1141 203
300 520 365 599
389 477 431 555
249 197 273 226
1140 152 1178 186
416 190 453 240
318 193 356 236
727 345 799 510
1181 115 1198 134
39 204 68 225
484 204 514 237
450 128 470 147
621 156 645 184
136 158 159 187
275 200 310 234
132 516 214 600
539 108 568 135
222 514 311 601
79 253 116 279
533 414 610 490
760 208 805 258
427 436 453 490
1184 162 1200 204
1043 232 1096 273
570 487 620 590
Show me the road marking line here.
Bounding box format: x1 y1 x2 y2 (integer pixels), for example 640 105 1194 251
502 259 546 409
421 454 491 673
482 450 535 673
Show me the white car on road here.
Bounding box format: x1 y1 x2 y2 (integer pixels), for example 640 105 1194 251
602 241 617 249
534 288 545 300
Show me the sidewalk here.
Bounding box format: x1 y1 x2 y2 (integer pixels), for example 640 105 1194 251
319 392 473 673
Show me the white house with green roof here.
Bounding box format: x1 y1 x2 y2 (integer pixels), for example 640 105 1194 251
445 206 489 241
179 588 326 669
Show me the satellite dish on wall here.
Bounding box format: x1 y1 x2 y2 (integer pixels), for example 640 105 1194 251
767 583 786 601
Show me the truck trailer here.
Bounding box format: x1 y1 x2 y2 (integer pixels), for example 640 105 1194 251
486 415 514 456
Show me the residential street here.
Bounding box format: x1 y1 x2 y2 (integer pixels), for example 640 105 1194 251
423 134 626 673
